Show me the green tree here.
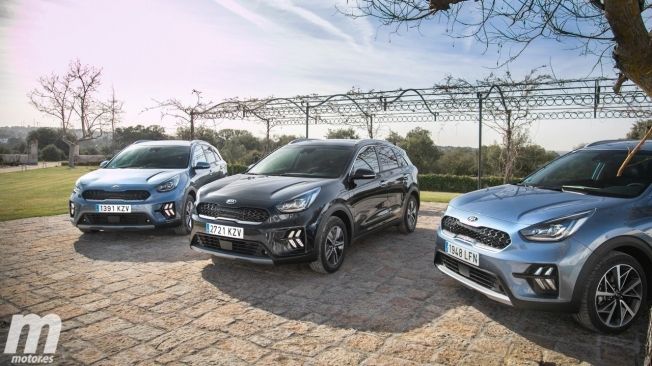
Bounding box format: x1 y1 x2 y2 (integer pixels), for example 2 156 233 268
435 147 477 175
399 128 440 173
386 130 405 146
176 126 222 147
115 125 169 149
626 120 652 139
40 144 65 161
326 128 359 139
272 135 299 149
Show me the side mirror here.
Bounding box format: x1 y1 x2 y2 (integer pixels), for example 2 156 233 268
99 160 109 168
352 168 376 180
194 161 210 170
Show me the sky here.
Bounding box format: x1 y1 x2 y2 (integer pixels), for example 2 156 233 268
0 0 637 150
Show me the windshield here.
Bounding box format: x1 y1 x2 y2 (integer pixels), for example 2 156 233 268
521 149 652 198
248 145 353 178
106 145 190 169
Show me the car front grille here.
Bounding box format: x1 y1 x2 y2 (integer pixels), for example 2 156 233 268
192 233 269 257
440 254 504 294
82 190 150 201
80 213 151 226
441 216 511 249
196 203 269 223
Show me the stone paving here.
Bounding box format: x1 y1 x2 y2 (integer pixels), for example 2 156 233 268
0 203 647 365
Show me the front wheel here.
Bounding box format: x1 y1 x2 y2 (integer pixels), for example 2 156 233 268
573 251 647 333
309 216 348 274
174 195 195 235
398 195 418 234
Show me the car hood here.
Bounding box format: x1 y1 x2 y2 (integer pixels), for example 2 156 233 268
449 184 626 225
78 169 184 188
198 174 329 207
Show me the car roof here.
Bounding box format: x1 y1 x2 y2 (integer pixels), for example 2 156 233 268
133 140 205 147
288 138 396 148
583 140 652 152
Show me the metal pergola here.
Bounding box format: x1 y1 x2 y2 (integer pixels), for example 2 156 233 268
198 79 652 187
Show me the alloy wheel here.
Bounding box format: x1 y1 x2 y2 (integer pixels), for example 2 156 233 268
595 264 642 328
325 225 345 266
406 199 417 230
185 200 194 231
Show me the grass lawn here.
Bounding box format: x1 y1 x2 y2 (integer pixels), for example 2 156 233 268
420 191 460 203
0 166 95 222
0 166 460 222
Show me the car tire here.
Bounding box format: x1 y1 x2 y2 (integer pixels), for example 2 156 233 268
309 216 348 274
573 251 647 333
398 195 418 234
174 195 195 235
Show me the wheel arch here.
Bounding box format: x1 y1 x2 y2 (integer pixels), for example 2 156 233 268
573 235 652 307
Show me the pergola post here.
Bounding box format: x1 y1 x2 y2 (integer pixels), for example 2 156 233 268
477 92 483 190
305 105 310 138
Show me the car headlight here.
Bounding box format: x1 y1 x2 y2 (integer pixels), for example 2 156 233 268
73 180 82 194
157 175 181 192
276 187 321 213
520 210 594 242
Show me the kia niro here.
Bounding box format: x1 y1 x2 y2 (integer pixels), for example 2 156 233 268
435 140 652 333
190 139 420 273
70 140 227 234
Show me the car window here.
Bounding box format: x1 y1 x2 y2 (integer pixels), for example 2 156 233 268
522 149 652 198
353 146 380 174
192 146 208 166
106 145 190 169
393 147 407 167
211 147 223 161
203 146 217 164
377 146 400 171
248 145 353 178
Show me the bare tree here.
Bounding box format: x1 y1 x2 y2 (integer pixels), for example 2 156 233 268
146 90 217 139
442 68 551 182
342 1 652 97
29 59 119 167
106 87 124 137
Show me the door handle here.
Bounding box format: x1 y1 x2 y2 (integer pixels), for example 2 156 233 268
380 180 388 188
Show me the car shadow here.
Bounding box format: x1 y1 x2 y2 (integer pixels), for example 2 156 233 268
73 230 208 263
199 205 647 364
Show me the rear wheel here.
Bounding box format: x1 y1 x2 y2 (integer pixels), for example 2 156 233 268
309 216 348 273
174 195 195 235
573 251 646 333
398 195 418 234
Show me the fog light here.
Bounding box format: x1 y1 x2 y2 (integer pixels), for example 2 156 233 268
69 201 75 217
160 202 176 219
514 264 559 296
271 228 306 256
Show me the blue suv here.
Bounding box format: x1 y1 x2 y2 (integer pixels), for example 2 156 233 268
435 140 652 333
70 140 227 234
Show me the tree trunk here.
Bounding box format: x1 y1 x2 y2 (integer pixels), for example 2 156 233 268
604 0 652 97
190 113 195 140
67 143 78 168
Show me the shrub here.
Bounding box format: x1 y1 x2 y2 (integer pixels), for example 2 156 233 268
40 144 65 162
228 164 249 175
418 174 515 193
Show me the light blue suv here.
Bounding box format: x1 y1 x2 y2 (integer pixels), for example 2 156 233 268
70 140 227 234
435 140 651 333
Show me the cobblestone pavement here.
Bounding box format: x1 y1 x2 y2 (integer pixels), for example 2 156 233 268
0 203 647 365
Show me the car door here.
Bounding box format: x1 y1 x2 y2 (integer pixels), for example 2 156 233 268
377 145 405 221
202 145 227 181
348 146 389 236
190 145 211 188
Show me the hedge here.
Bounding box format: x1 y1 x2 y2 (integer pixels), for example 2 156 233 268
225 164 511 193
418 174 513 193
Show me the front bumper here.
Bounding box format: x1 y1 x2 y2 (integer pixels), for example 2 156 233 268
189 209 321 265
434 211 591 312
69 191 184 231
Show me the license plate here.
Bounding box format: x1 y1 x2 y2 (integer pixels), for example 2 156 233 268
445 241 480 267
96 204 131 213
205 223 243 239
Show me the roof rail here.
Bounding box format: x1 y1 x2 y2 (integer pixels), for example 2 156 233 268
133 140 151 144
289 138 320 144
584 139 630 147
